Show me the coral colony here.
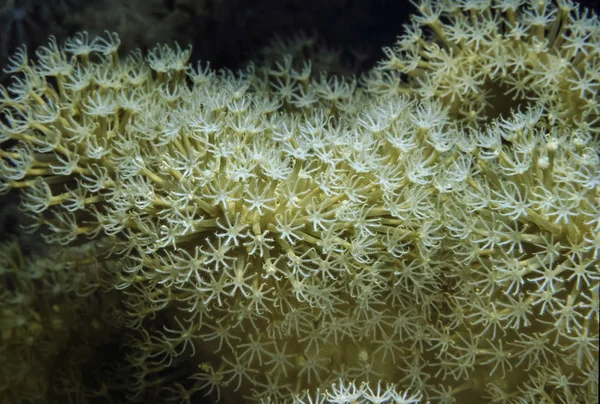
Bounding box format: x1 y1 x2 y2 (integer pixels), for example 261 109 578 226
0 0 598 403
